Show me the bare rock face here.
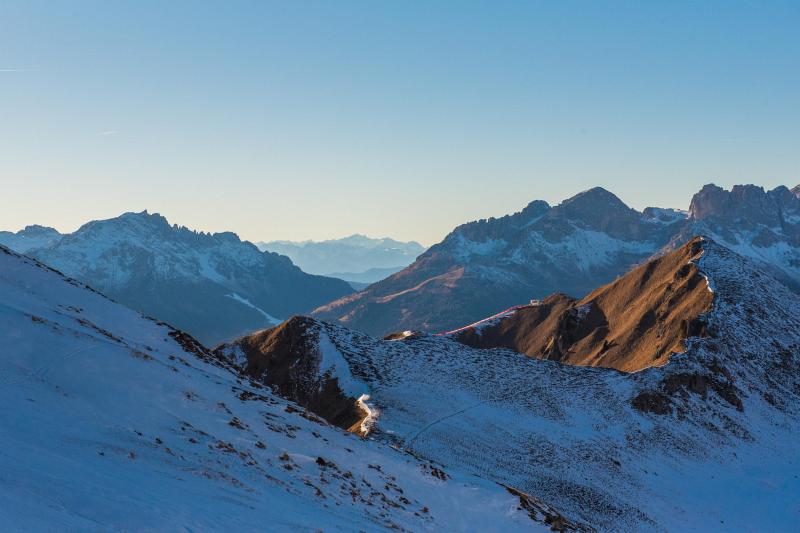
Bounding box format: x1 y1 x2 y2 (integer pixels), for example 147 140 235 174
688 183 800 232
679 184 800 291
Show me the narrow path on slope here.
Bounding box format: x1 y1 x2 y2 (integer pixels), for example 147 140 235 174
403 398 491 450
401 367 631 451
3 343 102 386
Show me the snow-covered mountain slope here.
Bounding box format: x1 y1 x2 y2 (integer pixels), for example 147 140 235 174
245 239 800 530
17 211 352 346
0 225 62 253
259 235 426 279
0 245 571 532
313 188 684 336
448 239 714 371
314 183 800 337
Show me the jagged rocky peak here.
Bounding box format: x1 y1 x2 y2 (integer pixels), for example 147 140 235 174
118 209 172 227
447 187 641 245
793 184 800 198
689 183 800 228
75 209 172 238
443 199 550 245
76 210 246 245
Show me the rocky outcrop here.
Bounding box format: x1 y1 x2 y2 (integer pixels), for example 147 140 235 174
675 184 800 291
216 316 368 434
688 183 800 233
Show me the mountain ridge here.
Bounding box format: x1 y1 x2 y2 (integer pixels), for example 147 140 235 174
313 183 800 336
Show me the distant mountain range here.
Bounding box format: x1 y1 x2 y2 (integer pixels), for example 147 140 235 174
258 235 426 285
0 211 352 345
313 183 800 336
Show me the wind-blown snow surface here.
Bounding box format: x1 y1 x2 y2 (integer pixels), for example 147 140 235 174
0 246 551 531
299 241 800 530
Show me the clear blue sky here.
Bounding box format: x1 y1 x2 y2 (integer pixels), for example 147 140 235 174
2 1 798 245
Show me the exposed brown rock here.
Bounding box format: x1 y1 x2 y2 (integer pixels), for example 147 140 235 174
453 237 714 372
219 317 365 432
503 485 591 532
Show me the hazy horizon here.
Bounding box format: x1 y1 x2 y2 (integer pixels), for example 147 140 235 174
4 181 798 247
2 1 798 246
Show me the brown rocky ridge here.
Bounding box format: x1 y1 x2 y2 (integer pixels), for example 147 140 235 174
448 237 713 372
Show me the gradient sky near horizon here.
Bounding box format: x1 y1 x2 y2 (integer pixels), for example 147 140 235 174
2 1 799 246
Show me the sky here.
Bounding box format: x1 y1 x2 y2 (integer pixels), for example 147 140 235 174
1 1 798 246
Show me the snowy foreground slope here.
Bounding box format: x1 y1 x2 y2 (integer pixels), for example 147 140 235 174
240 240 800 530
0 246 563 531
